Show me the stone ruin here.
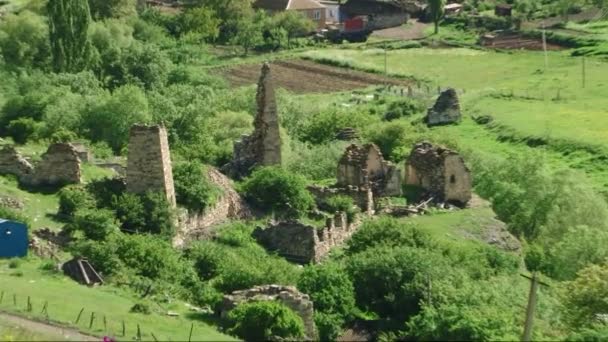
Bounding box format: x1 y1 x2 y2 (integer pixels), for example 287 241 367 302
224 62 281 178
71 142 92 163
405 142 472 206
0 143 81 186
425 88 461 126
337 143 402 197
220 285 317 340
253 211 359 264
308 184 374 215
174 167 252 247
126 124 176 206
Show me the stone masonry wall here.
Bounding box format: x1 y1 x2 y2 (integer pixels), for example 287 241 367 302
426 88 461 126
224 63 281 178
26 143 81 186
253 212 360 264
405 141 472 205
0 145 33 179
126 124 176 206
220 285 317 340
308 184 375 215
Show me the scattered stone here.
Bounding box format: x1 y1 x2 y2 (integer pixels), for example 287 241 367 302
126 124 176 206
224 62 282 178
405 142 472 206
425 88 461 126
0 196 24 210
220 285 317 340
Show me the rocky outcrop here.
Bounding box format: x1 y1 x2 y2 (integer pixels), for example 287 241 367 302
337 144 402 197
24 143 82 186
425 88 461 126
220 285 317 340
0 145 34 179
126 124 176 206
174 167 252 247
254 212 360 264
405 142 472 206
224 63 282 178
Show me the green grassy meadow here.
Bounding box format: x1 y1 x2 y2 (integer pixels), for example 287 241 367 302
0 258 234 341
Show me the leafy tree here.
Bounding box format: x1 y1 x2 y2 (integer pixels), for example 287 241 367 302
227 301 305 341
347 217 435 255
0 11 50 69
240 166 314 218
178 7 221 41
47 0 93 72
428 0 446 34
298 263 356 340
7 118 40 144
68 209 120 241
562 262 608 327
88 0 136 19
140 191 176 238
273 11 315 48
231 19 264 55
58 185 95 219
189 0 254 42
111 192 146 232
324 195 358 222
173 161 220 212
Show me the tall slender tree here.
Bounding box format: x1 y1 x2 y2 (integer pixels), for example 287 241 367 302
428 0 446 34
48 0 93 72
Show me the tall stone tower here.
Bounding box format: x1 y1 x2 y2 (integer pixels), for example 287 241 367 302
224 62 282 178
126 124 176 206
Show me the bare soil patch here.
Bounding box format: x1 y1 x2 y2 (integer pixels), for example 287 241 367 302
215 59 411 94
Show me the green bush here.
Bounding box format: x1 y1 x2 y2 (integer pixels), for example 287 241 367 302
7 118 40 144
347 217 435 255
111 192 145 232
324 195 358 222
86 177 126 208
383 98 424 121
240 166 313 218
68 209 119 241
129 303 151 315
58 185 95 219
227 301 305 341
8 259 21 269
173 161 220 212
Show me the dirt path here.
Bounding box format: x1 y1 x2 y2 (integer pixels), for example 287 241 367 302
371 20 430 40
0 311 98 341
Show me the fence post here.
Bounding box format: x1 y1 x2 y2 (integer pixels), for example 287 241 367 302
13 294 16 306
151 332 158 342
122 320 126 337
137 324 141 341
41 301 48 315
103 315 107 332
189 323 194 342
27 296 32 312
89 312 95 329
75 308 85 324
0 291 4 304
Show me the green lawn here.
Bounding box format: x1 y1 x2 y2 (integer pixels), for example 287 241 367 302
0 258 235 341
0 320 70 342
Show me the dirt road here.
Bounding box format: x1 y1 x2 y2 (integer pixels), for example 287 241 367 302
0 311 98 341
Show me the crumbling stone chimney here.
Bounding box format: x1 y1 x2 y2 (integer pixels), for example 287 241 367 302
425 88 461 126
224 62 282 178
126 124 176 206
405 141 472 205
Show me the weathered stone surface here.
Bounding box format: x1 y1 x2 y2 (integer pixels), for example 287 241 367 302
425 88 461 126
309 184 374 215
254 212 359 264
337 143 402 197
0 145 34 179
71 142 92 163
126 124 176 206
25 143 81 186
174 167 252 247
405 141 472 205
220 285 317 340
224 63 281 178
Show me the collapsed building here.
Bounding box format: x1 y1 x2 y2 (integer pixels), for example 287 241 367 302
0 143 81 187
405 142 472 206
425 88 461 126
224 62 282 178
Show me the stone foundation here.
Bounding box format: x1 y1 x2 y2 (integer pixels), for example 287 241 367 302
220 285 316 340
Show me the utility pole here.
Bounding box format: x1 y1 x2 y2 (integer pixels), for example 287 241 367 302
521 273 549 342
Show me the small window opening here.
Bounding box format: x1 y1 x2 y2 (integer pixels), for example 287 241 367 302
450 175 456 184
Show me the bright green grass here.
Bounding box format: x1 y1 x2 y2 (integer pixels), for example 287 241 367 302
302 47 608 183
0 258 235 341
0 320 70 342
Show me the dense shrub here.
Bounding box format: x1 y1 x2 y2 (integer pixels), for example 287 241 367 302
173 161 220 212
0 11 50 68
323 195 358 222
227 301 305 341
68 209 119 241
7 118 40 144
58 185 95 219
86 177 126 208
347 217 435 255
383 98 424 121
129 303 151 315
284 141 347 182
111 193 145 232
240 166 313 218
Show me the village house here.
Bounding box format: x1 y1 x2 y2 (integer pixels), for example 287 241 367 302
253 0 328 30
341 0 407 30
319 0 342 24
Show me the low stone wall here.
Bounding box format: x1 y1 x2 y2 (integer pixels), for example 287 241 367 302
308 185 374 215
0 145 33 180
220 285 317 340
253 212 360 264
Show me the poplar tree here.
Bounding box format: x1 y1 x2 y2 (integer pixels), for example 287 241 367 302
47 0 92 72
428 0 446 34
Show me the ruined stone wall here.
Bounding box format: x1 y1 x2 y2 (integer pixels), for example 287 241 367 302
308 185 374 215
26 143 82 186
126 124 176 206
0 145 33 179
426 88 461 126
220 285 317 340
405 142 472 205
225 63 281 178
253 212 360 264
174 167 252 247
